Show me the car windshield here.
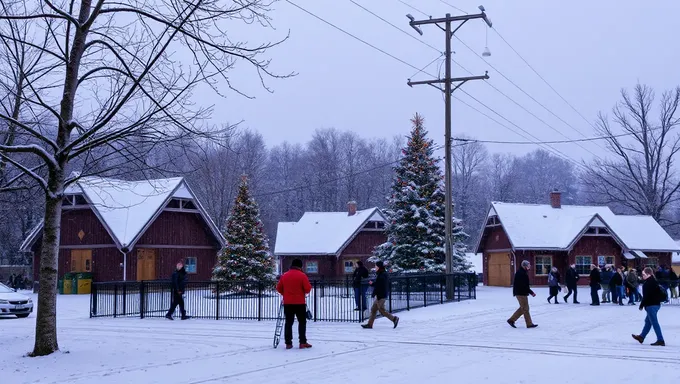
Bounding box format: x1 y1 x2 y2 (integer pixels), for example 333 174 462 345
0 283 13 293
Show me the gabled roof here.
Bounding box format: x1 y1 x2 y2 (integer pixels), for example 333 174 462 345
274 208 385 256
477 202 680 253
20 176 225 252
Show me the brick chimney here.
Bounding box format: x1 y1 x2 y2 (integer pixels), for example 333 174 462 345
347 201 357 216
550 189 561 209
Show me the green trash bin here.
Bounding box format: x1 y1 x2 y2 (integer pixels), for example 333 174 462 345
62 273 74 295
58 279 64 294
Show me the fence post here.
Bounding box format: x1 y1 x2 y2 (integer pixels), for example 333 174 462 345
257 282 263 321
215 282 220 320
423 276 427 307
473 274 477 300
313 280 318 322
113 283 118 318
440 275 444 304
122 283 127 316
90 283 95 318
457 274 461 302
140 281 145 319
406 278 411 311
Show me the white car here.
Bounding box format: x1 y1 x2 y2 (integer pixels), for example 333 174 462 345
0 282 33 318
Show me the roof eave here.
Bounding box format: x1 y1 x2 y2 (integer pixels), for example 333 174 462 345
335 207 384 255
179 181 226 247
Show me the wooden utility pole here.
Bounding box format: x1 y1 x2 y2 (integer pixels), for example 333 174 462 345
406 9 492 300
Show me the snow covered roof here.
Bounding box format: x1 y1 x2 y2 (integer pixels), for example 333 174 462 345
478 202 680 253
20 176 224 251
673 240 680 264
274 208 385 256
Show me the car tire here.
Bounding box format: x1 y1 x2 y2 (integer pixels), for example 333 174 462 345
15 314 29 318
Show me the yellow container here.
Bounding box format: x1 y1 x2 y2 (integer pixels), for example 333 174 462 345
77 279 92 295
62 279 73 295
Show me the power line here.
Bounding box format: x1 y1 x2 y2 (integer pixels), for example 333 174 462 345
438 0 468 15
397 0 429 17
284 0 425 74
492 27 600 133
451 37 605 158
347 0 441 53
395 0 604 158
284 0 588 168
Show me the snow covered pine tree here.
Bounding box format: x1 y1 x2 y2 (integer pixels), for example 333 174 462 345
371 114 471 273
213 176 277 290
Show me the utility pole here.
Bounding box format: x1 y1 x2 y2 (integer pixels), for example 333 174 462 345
406 8 492 300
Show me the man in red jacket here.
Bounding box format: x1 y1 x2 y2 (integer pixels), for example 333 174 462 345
276 259 312 349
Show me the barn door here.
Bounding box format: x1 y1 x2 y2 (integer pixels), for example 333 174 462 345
136 249 157 281
70 250 92 273
488 252 511 287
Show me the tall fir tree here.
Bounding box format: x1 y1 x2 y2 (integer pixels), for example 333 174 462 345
371 114 470 273
213 175 277 287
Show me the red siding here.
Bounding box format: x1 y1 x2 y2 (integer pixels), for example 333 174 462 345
136 211 219 247
480 225 513 285
279 229 386 279
341 231 385 255
32 208 221 283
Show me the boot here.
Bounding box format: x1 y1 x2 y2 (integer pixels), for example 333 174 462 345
651 340 665 346
393 316 399 329
299 343 313 349
165 314 174 320
632 334 644 344
361 324 372 329
285 344 293 349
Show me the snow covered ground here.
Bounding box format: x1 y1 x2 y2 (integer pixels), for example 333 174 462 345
2 287 679 384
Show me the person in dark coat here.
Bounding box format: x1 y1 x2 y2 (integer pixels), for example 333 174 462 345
276 258 313 349
507 260 537 328
632 267 665 346
600 266 613 303
166 262 188 320
362 261 399 329
564 263 580 303
589 264 601 306
669 268 678 299
352 261 369 311
611 267 625 305
547 267 561 304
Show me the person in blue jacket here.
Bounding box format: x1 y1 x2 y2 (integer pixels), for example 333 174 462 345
166 262 189 320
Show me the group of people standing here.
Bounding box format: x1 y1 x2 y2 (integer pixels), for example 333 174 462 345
508 260 668 346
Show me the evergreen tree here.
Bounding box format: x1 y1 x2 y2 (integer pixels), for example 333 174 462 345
213 175 277 288
371 114 470 273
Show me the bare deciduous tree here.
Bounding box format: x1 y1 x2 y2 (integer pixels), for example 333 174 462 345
0 0 290 356
583 84 680 223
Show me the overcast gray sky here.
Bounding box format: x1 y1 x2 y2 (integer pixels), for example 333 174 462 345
205 0 680 163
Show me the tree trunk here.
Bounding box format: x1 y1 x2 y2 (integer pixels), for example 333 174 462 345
30 182 63 356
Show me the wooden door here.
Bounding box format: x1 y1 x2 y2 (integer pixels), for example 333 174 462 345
136 249 157 281
70 250 92 273
488 252 511 287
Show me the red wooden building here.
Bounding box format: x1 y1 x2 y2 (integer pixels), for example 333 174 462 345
476 191 680 287
274 202 386 279
20 176 224 282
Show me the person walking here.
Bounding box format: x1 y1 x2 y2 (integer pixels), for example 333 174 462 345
507 260 538 329
626 268 640 305
547 267 561 304
352 261 369 311
276 259 312 349
166 262 189 320
632 267 666 346
362 261 399 329
564 263 580 304
589 264 601 306
612 267 625 306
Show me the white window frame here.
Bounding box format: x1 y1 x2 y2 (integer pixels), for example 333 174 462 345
305 261 318 274
534 255 553 276
575 256 592 276
185 257 197 274
598 255 615 267
646 257 659 269
344 260 357 274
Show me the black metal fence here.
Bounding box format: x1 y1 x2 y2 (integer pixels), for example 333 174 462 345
90 273 477 322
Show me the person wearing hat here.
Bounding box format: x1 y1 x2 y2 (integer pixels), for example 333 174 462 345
362 260 399 329
507 260 538 329
276 259 313 349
